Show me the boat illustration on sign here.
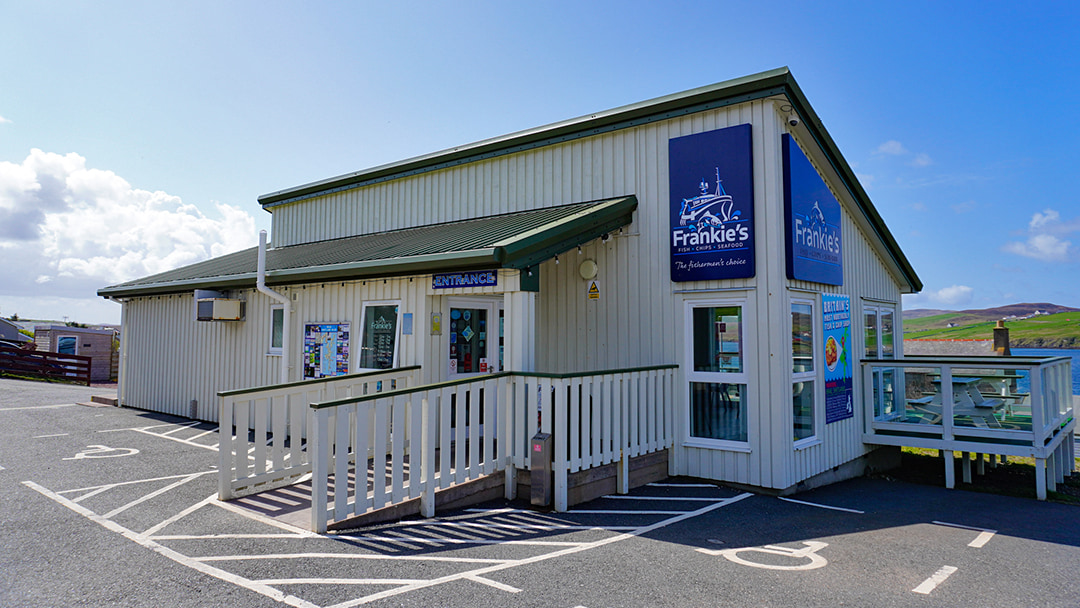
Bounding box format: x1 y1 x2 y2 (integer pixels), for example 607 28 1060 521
678 168 741 232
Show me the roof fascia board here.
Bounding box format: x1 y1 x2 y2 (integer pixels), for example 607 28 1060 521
259 69 791 208
97 273 258 298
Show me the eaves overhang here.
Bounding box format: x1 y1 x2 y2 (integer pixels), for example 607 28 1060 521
97 196 637 299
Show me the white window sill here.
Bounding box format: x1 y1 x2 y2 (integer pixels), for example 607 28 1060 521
682 439 752 453
794 438 822 451
266 350 282 357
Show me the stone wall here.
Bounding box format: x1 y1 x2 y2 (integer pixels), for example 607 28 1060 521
904 339 994 356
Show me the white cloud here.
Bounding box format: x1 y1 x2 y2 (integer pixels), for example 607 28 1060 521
905 284 975 308
1002 208 1077 262
909 153 932 167
855 172 875 189
951 200 976 214
0 149 257 320
875 140 908 155
0 115 11 124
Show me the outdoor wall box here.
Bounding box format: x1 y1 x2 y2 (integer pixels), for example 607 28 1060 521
196 298 243 321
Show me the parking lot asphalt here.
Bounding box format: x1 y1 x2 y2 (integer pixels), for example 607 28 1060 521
2 377 1079 608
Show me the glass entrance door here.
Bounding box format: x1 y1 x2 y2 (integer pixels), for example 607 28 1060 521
448 299 503 378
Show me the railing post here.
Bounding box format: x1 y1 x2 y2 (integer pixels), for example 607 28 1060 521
554 378 568 512
503 376 517 500
311 407 330 534
218 396 233 500
421 392 436 518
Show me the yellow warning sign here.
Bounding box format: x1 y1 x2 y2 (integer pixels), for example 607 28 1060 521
587 280 600 300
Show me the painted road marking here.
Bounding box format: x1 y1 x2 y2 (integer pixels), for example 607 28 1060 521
196 553 512 565
63 445 140 460
467 574 521 593
0 403 77 411
647 482 716 488
778 496 865 514
33 433 70 438
913 565 958 594
932 521 997 548
698 541 829 571
22 480 320 608
601 495 729 502
102 472 206 519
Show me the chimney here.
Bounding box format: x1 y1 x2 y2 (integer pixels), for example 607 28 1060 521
993 320 1011 356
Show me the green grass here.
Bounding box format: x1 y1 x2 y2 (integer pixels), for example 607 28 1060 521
905 311 1080 345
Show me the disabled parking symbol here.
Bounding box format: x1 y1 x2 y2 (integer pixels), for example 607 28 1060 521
63 445 140 460
697 541 829 570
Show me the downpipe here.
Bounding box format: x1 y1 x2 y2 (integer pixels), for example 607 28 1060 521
257 230 291 384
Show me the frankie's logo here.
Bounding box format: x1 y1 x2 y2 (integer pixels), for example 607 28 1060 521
793 201 840 260
672 168 749 249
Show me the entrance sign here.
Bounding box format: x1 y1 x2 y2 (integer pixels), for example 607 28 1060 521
698 541 829 570
783 134 843 285
432 270 497 290
668 124 755 282
823 294 853 423
304 323 350 379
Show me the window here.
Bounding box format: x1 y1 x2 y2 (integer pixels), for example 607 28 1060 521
791 300 816 442
865 303 899 420
358 302 401 370
57 335 78 355
268 305 283 355
687 301 748 444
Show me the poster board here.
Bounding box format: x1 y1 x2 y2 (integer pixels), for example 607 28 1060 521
303 323 350 379
823 294 853 423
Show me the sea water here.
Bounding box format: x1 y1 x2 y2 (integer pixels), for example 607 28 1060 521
1011 348 1080 396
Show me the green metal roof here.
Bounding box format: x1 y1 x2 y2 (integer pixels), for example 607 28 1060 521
98 196 637 298
256 67 921 293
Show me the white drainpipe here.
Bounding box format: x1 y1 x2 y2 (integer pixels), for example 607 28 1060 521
257 230 291 384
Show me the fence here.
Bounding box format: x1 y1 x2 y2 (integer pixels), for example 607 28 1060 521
306 365 677 532
862 355 1075 499
0 346 92 386
217 366 421 500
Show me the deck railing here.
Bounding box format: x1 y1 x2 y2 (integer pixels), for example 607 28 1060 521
217 366 421 500
862 355 1075 499
307 365 677 533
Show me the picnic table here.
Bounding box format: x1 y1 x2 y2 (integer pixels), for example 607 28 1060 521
909 376 1006 428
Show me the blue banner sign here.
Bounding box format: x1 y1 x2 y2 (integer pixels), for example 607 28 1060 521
783 134 843 285
823 294 853 424
668 124 755 282
432 270 498 290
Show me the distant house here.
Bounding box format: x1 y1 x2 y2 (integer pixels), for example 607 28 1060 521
0 318 31 344
33 325 118 382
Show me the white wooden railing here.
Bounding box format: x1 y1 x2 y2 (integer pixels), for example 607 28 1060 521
217 366 421 500
308 365 677 533
862 355 1075 499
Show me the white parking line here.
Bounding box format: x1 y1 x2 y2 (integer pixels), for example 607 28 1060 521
466 574 521 593
33 433 70 438
103 472 205 518
1 403 77 411
22 480 319 608
647 483 716 488
130 427 218 451
778 496 865 514
601 495 729 502
255 577 425 586
61 470 218 497
197 553 511 565
913 565 958 594
932 521 997 548
394 520 638 531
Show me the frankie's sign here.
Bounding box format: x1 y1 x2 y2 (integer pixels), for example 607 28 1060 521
668 124 755 282
783 134 843 286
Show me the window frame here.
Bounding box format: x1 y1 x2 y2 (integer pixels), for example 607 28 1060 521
683 297 753 451
357 300 403 371
790 296 820 448
267 304 284 356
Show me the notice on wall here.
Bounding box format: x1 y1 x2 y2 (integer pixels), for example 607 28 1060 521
668 123 755 282
304 323 350 379
359 305 399 370
823 294 853 424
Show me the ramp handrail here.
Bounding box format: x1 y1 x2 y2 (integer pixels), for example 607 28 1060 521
308 364 678 532
217 365 421 500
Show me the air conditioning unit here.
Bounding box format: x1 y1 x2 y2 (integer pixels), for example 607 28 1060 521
196 298 243 321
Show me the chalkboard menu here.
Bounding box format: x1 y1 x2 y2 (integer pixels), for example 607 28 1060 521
359 305 399 370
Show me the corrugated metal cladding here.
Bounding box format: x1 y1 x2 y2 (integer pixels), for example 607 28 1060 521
127 97 906 491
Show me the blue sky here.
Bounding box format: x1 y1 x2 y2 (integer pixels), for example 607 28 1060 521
1 1 1077 324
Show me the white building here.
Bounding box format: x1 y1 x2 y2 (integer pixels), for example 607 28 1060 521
100 68 924 501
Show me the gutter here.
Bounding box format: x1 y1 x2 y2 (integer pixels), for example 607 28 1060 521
257 231 292 384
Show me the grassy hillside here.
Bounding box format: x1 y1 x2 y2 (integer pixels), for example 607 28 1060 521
905 311 1080 348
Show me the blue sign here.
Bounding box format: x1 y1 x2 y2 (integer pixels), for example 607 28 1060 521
668 124 755 282
432 270 498 290
823 294 853 424
784 135 843 285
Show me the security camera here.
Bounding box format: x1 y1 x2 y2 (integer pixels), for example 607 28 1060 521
787 114 800 128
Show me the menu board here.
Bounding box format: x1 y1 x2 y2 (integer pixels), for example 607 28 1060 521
823 294 853 424
359 305 399 370
303 323 350 379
